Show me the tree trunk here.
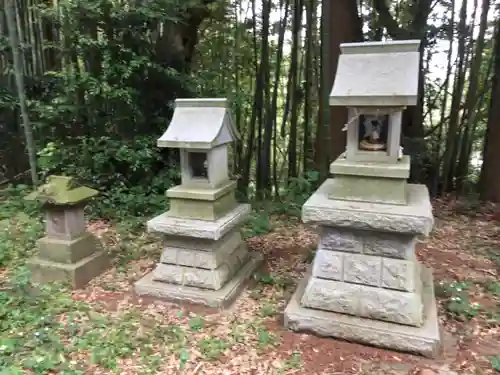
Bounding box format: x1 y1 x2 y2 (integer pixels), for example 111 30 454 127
302 0 314 172
269 0 290 196
327 0 362 162
239 0 260 195
455 0 489 193
286 0 303 180
313 0 330 178
5 0 38 186
440 0 468 193
431 0 455 196
256 0 272 197
479 16 500 202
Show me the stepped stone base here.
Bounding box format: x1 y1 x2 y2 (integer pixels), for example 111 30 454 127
134 252 263 308
301 271 424 327
284 267 441 358
28 249 109 289
159 231 243 269
152 243 249 290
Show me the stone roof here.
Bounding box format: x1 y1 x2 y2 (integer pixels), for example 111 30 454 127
157 98 240 149
25 175 98 206
329 40 421 107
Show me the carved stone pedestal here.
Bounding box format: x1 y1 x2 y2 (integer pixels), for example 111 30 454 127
284 179 441 358
135 187 262 308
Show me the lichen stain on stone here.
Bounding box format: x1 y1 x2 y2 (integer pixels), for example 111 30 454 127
25 175 98 206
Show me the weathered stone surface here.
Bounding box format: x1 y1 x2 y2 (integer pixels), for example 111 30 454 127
301 277 359 315
319 227 362 253
162 231 242 252
166 180 236 201
37 233 101 264
28 250 109 289
311 249 343 281
45 206 86 241
328 175 407 205
153 244 248 290
382 258 417 292
300 275 424 326
329 40 420 107
330 156 410 179
25 175 98 206
363 231 416 259
284 267 441 358
302 180 434 235
147 204 250 240
160 233 243 269
134 252 264 308
344 254 381 286
169 192 237 221
358 283 423 326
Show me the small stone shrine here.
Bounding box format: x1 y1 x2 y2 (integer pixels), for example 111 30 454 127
26 176 109 288
284 40 441 358
134 98 262 307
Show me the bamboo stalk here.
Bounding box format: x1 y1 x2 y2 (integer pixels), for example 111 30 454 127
4 0 38 186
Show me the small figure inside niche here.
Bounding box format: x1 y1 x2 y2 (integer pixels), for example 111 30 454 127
189 152 209 179
359 115 388 151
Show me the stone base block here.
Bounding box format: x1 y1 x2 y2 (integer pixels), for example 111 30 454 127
134 252 263 308
301 275 424 326
28 250 109 289
312 248 419 292
329 175 407 205
147 204 250 240
37 233 101 264
302 180 434 236
160 231 242 269
329 156 410 205
284 266 440 358
168 193 237 221
153 244 249 290
330 156 411 178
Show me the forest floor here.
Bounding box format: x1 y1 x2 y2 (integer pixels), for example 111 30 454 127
0 198 500 375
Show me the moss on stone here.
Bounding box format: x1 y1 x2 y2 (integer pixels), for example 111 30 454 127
25 176 98 206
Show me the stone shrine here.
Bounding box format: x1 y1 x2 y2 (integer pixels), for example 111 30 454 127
284 40 441 358
26 175 109 288
134 98 262 307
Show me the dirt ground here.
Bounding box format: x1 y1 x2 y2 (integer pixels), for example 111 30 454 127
70 198 500 375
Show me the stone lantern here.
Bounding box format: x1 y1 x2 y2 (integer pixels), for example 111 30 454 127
134 98 262 307
25 176 109 288
284 41 441 358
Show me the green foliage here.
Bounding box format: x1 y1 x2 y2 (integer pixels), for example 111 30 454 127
0 216 42 269
0 185 41 220
198 336 229 360
0 280 84 373
490 356 500 372
435 280 482 321
274 171 320 217
243 211 273 237
19 0 191 219
188 316 205 331
37 136 177 218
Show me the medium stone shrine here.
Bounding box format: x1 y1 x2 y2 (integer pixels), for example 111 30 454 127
26 175 109 288
134 98 262 307
284 40 441 358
